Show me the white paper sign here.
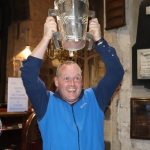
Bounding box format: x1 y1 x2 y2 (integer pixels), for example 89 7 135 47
140 54 150 77
137 49 150 79
7 77 28 112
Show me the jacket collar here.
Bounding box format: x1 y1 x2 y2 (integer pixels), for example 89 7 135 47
53 89 84 105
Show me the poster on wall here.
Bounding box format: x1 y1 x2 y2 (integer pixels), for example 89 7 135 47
7 77 28 112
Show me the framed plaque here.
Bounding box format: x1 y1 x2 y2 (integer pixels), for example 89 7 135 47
137 49 150 79
130 98 150 140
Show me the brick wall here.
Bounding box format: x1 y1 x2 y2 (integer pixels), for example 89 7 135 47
6 0 55 102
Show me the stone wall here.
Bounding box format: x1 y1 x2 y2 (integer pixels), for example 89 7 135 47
103 0 150 150
6 0 55 101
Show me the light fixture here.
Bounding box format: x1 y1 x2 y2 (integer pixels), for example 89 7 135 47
22 28 31 59
47 39 78 66
22 46 31 59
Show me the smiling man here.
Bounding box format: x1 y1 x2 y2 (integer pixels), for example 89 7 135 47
54 61 83 104
20 16 124 150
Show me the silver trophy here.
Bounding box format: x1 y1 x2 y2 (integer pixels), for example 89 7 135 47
48 0 95 54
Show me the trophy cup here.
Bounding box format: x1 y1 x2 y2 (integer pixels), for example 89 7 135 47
48 0 95 55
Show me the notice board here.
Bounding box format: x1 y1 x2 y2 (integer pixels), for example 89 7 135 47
7 77 28 112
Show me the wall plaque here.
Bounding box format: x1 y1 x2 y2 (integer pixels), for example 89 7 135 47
130 98 150 140
137 49 150 79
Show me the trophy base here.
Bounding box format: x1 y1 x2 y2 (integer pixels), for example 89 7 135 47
62 40 85 51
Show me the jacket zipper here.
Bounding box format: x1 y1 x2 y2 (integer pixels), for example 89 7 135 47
72 106 80 150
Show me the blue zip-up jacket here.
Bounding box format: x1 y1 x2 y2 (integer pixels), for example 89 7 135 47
39 89 104 150
20 39 124 150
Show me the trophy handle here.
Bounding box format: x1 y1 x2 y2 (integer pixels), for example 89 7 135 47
86 10 95 50
48 9 57 16
86 32 94 51
52 32 61 50
48 9 61 50
88 10 95 18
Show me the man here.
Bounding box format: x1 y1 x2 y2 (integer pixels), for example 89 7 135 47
20 16 124 150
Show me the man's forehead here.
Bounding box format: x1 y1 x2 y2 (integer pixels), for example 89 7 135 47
57 63 82 77
61 73 82 77
59 66 81 77
60 63 80 71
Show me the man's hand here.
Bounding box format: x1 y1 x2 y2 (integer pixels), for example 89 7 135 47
89 18 101 41
43 16 57 40
30 16 57 59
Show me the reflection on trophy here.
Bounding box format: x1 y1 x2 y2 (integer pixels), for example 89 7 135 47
48 0 95 55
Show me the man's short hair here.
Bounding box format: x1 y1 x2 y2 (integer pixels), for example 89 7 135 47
56 60 82 77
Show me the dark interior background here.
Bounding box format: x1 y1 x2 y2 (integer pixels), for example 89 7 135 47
0 0 104 104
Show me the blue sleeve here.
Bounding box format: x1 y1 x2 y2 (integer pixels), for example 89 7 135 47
92 40 124 112
20 56 50 121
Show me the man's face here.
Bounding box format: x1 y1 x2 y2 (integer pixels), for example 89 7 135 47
54 64 83 104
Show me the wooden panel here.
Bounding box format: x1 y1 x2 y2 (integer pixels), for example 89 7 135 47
107 0 123 9
107 8 124 19
105 0 126 30
106 17 125 29
0 111 32 149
